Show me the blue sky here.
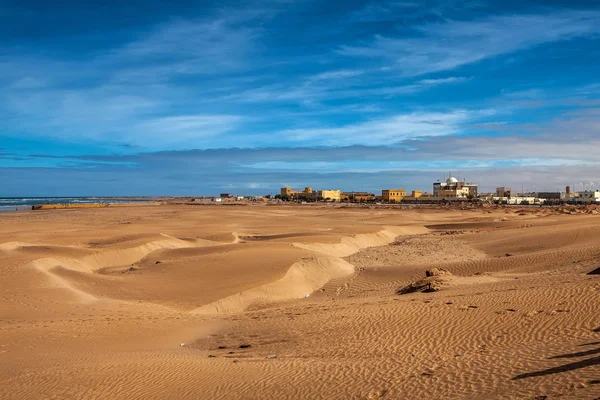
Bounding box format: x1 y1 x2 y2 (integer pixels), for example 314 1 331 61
1 0 600 196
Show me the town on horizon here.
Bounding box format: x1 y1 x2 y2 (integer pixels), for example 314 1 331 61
205 175 600 205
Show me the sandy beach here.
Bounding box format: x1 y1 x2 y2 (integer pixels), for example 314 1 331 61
1 204 599 399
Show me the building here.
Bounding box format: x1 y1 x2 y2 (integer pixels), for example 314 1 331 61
220 193 233 198
355 192 377 202
437 187 470 199
574 191 600 204
401 191 430 201
493 196 541 205
317 190 341 202
382 189 406 203
496 187 512 198
433 177 478 199
340 192 378 202
402 192 437 203
536 192 564 201
280 187 315 200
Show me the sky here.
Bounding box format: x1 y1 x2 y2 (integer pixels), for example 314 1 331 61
1 0 600 196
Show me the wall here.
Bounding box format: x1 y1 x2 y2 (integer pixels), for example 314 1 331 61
382 189 406 202
318 190 341 201
437 187 470 199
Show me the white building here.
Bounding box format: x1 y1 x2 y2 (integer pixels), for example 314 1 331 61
574 191 600 204
433 177 478 199
492 196 542 205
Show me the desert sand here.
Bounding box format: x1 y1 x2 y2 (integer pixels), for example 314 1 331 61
0 204 598 399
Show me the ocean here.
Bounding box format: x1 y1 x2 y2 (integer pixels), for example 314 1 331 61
0 197 153 212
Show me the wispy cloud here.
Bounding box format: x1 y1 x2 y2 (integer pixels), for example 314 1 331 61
9 104 600 194
418 77 469 85
0 12 260 149
349 1 425 23
2 83 243 148
339 10 600 76
108 18 263 83
222 75 469 103
2 2 600 197
278 110 476 146
242 158 595 174
308 69 366 81
133 115 243 146
42 105 597 165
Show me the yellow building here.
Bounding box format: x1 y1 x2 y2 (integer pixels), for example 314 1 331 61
280 187 314 199
318 190 341 202
358 193 377 201
341 192 378 202
382 189 406 202
411 190 422 198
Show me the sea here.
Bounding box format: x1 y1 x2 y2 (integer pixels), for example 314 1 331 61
0 197 153 212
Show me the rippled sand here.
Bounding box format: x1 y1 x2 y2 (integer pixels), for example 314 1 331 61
1 204 598 399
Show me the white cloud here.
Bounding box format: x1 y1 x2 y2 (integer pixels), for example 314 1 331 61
0 13 260 149
4 85 157 135
242 158 595 175
418 77 469 85
349 1 422 22
223 75 469 103
278 110 475 145
133 115 243 146
2 4 599 159
339 10 600 76
108 18 261 81
2 83 243 148
308 69 366 81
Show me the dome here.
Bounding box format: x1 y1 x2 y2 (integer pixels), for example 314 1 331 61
446 177 458 184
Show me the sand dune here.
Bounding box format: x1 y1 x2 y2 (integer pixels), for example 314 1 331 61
293 225 428 257
1 205 599 399
194 226 432 314
192 256 355 314
11 225 424 313
21 235 203 302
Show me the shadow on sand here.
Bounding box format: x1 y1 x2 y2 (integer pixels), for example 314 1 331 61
549 347 600 359
512 342 600 380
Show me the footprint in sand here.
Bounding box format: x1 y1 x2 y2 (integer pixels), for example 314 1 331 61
367 389 388 399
